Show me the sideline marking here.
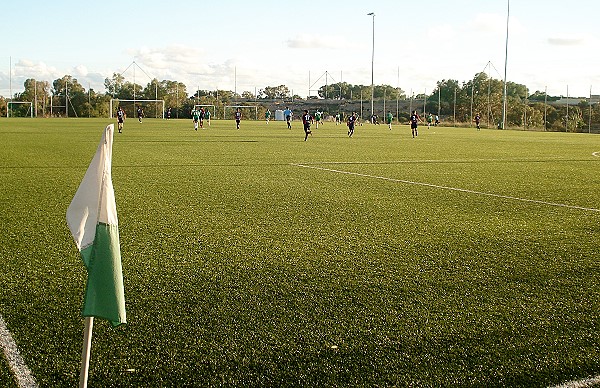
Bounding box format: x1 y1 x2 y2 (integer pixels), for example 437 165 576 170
550 375 600 388
291 163 600 213
592 151 600 158
0 314 38 388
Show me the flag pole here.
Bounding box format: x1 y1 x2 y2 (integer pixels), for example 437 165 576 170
79 317 94 388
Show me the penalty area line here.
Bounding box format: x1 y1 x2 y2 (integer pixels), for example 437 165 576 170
0 314 38 388
291 163 600 213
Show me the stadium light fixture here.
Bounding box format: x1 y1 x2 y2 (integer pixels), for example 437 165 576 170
367 12 375 121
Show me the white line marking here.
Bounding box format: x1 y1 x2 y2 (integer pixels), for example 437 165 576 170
549 375 600 388
303 156 571 165
0 314 38 388
592 151 600 158
291 163 600 213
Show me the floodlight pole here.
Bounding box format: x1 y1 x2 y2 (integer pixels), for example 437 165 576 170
133 61 136 107
368 12 375 120
544 86 548 131
8 56 12 117
487 61 492 127
589 85 592 133
340 70 343 99
453 87 457 126
66 80 69 118
524 87 528 130
566 85 569 132
438 86 441 120
501 0 510 129
360 90 363 119
397 66 400 121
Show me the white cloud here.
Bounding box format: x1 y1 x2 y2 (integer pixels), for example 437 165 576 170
286 34 348 49
427 23 456 42
468 13 506 35
14 59 59 79
547 36 584 46
72 65 89 77
126 44 207 73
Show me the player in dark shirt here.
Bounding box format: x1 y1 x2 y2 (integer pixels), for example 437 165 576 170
302 110 312 141
474 113 481 130
235 108 242 129
137 106 144 123
116 106 125 133
410 110 422 138
199 108 205 129
347 112 357 137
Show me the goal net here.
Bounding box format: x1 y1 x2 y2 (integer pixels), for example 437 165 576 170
223 105 259 120
7 101 33 118
110 99 165 119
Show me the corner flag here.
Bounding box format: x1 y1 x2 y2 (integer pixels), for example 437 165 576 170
66 124 126 327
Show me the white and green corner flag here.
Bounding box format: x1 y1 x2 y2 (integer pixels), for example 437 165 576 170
66 124 126 327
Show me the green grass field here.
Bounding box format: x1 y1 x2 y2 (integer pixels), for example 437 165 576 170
1 117 599 387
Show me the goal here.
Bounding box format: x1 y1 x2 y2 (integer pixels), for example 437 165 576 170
224 105 258 120
7 101 33 118
110 99 165 119
193 104 216 118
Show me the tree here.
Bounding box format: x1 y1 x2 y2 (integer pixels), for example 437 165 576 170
104 73 125 97
52 75 86 117
16 79 50 117
525 102 546 129
190 89 213 100
241 91 255 100
157 80 187 118
0 96 6 117
430 79 460 118
262 85 290 99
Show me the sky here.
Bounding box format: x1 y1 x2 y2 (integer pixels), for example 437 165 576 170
2 0 599 99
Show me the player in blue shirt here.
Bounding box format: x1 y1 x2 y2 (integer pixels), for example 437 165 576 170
283 107 293 129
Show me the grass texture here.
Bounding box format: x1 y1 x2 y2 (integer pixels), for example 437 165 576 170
0 117 599 387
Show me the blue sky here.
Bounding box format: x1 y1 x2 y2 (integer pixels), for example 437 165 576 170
2 0 599 98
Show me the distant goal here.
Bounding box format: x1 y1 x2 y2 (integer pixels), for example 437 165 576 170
110 99 165 119
6 101 33 118
224 105 258 120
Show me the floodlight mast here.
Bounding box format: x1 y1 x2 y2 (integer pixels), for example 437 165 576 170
368 12 375 120
501 0 510 129
9 56 12 116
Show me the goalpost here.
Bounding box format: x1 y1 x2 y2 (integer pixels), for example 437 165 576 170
224 105 259 120
109 99 165 119
193 104 216 118
7 101 33 118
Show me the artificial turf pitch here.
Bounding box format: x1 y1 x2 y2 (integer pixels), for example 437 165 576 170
0 118 599 387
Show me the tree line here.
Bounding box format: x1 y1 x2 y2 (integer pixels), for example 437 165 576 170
2 72 599 131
